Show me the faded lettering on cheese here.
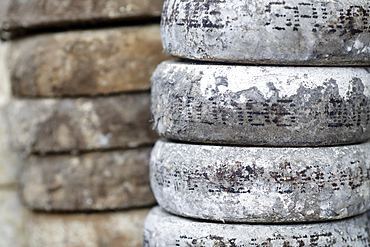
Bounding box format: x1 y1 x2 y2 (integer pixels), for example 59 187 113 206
265 2 369 35
171 232 343 246
154 160 369 194
169 78 370 129
163 0 370 35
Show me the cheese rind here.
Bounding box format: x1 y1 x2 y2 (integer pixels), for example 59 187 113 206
144 207 370 246
161 0 370 65
152 60 370 146
150 139 370 222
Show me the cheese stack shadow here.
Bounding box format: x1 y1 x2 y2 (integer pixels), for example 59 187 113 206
2 0 171 246
145 0 370 245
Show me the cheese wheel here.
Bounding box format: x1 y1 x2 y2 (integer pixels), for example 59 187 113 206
150 139 370 222
2 0 164 33
20 148 155 211
161 0 370 65
152 60 370 146
9 25 170 97
8 93 158 153
144 207 370 246
27 208 150 247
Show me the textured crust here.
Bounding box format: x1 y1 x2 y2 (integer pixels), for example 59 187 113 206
152 60 370 146
150 139 370 222
144 207 370 246
161 0 370 65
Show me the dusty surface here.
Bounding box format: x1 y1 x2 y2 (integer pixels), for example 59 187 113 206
151 139 370 222
152 60 370 146
8 93 158 154
27 208 150 247
144 206 370 246
161 0 370 65
20 147 156 211
10 25 170 97
2 0 164 32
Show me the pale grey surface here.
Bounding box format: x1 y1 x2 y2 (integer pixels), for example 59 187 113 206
144 206 370 246
161 0 370 65
152 60 370 146
7 93 158 154
20 148 155 211
151 139 370 222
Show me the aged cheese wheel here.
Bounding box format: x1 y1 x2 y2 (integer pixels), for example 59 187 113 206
8 93 158 154
144 207 370 247
20 147 155 211
150 140 370 223
152 60 370 146
161 0 370 65
10 25 170 97
2 0 164 33
27 208 150 247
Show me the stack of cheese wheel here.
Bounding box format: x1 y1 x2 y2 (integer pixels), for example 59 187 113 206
1 0 170 246
145 0 370 245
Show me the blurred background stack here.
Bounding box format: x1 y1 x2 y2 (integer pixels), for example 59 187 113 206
0 0 169 246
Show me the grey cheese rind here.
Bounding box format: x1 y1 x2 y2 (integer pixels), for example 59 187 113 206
8 93 158 154
150 139 370 223
151 60 370 146
161 0 370 65
20 148 155 211
144 207 370 247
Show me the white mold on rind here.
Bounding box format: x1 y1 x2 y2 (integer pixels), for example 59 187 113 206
150 139 370 223
144 207 370 246
151 60 370 146
161 0 370 65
